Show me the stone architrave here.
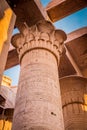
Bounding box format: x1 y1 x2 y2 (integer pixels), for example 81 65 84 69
11 20 67 130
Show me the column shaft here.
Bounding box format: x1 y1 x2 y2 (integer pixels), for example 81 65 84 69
12 20 67 130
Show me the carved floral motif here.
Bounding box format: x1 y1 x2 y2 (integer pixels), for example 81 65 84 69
12 20 67 62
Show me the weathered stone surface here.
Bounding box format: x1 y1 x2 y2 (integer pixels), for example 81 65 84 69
65 27 87 77
1 85 17 108
0 0 16 88
46 0 87 22
6 27 87 78
9 0 48 31
11 20 66 130
60 76 87 130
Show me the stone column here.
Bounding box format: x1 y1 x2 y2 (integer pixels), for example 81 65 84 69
60 76 87 130
0 0 16 88
12 20 67 130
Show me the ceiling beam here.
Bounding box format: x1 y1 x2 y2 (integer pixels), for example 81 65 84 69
8 0 48 31
5 49 19 70
46 0 87 22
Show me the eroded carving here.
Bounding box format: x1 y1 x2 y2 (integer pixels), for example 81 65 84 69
12 20 67 63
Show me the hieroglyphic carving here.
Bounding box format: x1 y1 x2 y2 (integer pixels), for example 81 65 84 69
12 20 66 130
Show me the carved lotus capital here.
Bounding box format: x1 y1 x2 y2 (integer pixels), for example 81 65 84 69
11 20 67 61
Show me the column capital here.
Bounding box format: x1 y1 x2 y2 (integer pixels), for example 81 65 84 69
12 20 67 63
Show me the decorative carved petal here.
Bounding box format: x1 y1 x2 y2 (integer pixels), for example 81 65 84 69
37 20 55 34
11 33 24 48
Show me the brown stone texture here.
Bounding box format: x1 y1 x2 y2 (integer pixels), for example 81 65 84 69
6 27 87 78
60 76 87 130
9 0 47 31
11 20 66 130
46 0 87 22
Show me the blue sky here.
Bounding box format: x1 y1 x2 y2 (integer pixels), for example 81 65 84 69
4 0 87 86
54 7 87 33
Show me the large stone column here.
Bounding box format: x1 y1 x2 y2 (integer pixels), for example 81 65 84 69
12 20 67 130
60 76 87 130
